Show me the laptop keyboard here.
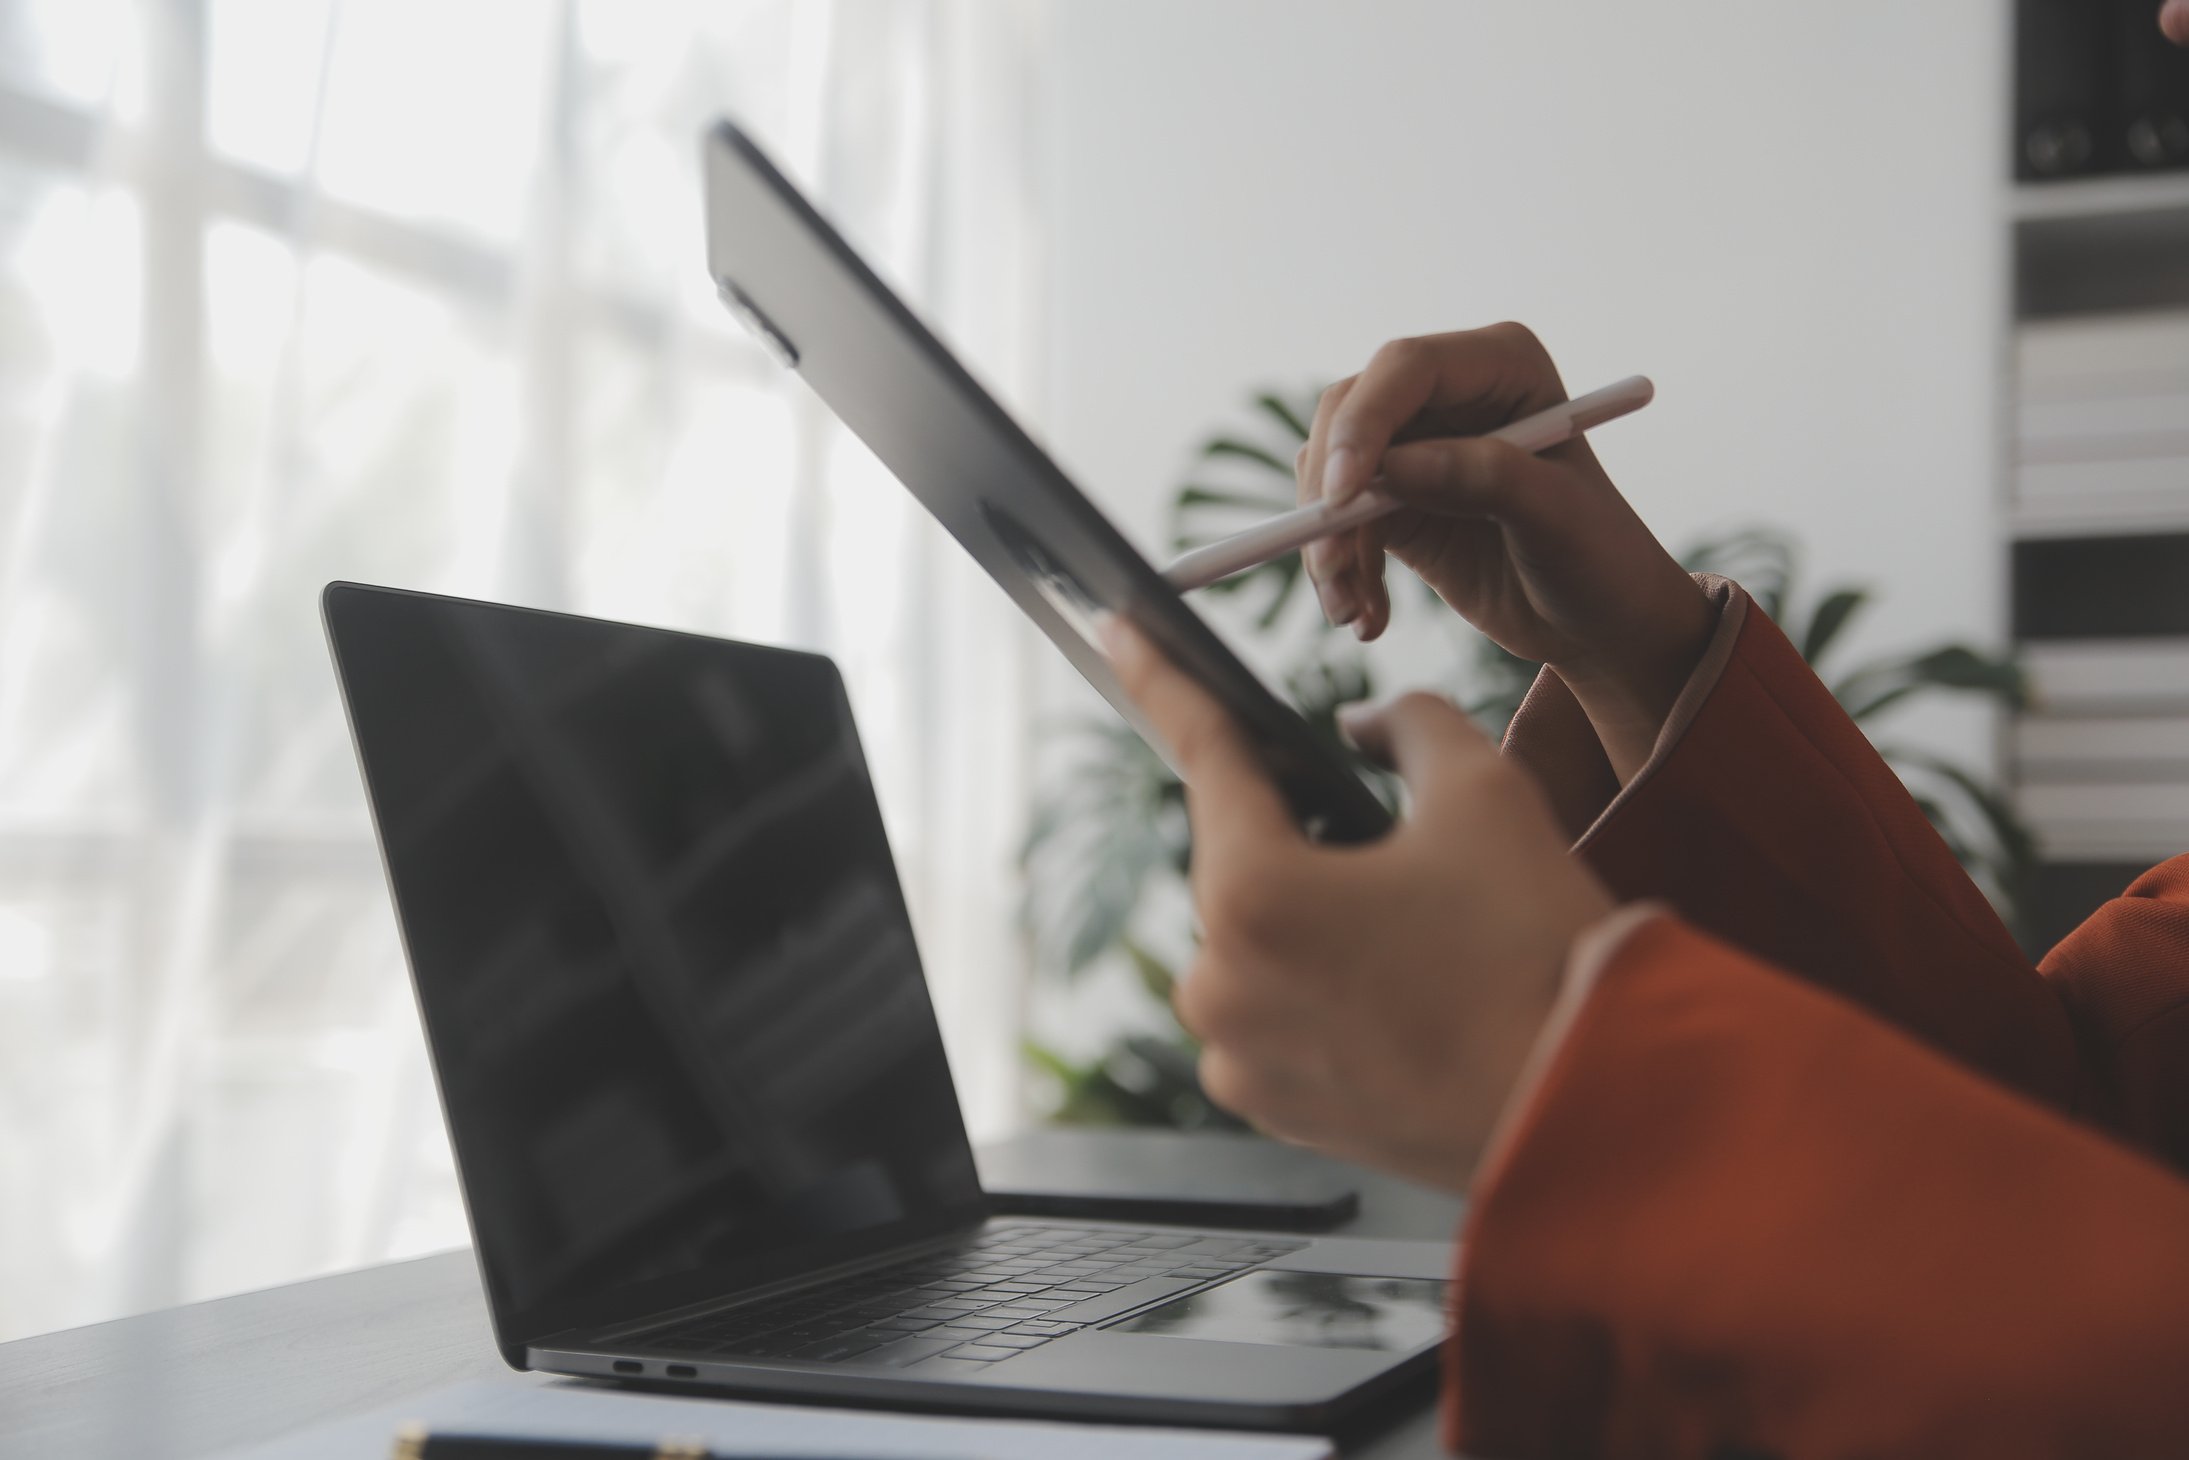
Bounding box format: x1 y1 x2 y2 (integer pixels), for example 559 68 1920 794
635 1224 1306 1373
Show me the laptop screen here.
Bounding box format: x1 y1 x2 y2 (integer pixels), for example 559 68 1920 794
325 585 986 1352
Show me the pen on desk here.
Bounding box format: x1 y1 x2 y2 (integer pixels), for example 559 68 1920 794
390 1427 864 1460
1159 374 1655 593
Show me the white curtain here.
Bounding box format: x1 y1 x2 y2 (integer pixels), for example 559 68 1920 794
0 0 1043 1341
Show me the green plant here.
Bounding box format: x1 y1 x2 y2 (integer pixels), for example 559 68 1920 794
1018 389 2032 1128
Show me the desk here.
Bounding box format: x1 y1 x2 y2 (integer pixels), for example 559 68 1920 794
1 1136 1463 1460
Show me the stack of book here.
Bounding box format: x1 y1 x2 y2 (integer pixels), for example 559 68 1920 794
2010 310 2189 878
2013 309 2189 536
2015 641 2189 859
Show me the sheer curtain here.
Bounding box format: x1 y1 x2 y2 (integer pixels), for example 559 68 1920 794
0 0 1043 1342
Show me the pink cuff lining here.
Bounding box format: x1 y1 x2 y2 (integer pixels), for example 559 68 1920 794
1567 576 1749 852
1498 575 1750 848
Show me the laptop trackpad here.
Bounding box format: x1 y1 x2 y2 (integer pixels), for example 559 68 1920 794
1106 1270 1448 1350
973 1272 1448 1404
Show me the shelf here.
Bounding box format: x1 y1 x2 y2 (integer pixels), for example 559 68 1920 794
2010 493 2189 540
2012 171 2189 224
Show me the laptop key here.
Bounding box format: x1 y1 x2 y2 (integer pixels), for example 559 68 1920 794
975 1333 1051 1349
858 1334 962 1368
1003 1320 1075 1335
787 1333 887 1363
906 1356 1000 1376
944 1343 1024 1362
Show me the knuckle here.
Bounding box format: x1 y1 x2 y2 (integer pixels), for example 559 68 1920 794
1390 689 1452 725
1483 319 1546 357
1314 377 1355 422
1197 860 1294 952
1369 335 1429 375
1460 435 1526 484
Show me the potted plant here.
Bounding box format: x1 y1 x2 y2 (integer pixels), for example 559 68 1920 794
1020 389 2031 1128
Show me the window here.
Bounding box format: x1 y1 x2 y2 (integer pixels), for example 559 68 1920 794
0 0 1040 1341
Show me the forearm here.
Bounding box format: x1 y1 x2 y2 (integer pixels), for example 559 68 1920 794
1549 574 1718 784
1445 913 2189 1459
1503 578 2078 1110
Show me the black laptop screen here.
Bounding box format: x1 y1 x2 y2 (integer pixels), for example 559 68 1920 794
325 586 986 1350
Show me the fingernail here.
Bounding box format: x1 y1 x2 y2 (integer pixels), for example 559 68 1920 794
1352 618 1373 642
1334 703 1374 743
1094 612 1128 658
1318 580 1360 626
1323 446 1361 505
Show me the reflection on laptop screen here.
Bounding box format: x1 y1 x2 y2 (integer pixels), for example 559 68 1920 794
329 589 982 1338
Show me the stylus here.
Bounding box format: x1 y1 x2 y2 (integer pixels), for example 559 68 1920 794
1160 374 1655 593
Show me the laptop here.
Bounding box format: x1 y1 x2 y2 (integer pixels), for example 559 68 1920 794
701 117 1393 848
324 582 1452 1432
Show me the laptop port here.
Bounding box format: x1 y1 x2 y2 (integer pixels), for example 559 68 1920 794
613 1360 643 1375
666 1364 697 1379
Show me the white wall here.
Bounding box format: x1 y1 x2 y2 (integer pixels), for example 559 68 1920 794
1038 1 2010 755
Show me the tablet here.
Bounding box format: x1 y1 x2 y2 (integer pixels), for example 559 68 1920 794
701 120 1392 844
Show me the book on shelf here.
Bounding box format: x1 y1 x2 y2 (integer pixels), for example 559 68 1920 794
2022 639 2189 712
2013 311 2189 524
2016 309 2189 387
2018 393 2189 451
2017 0 2189 182
2114 0 2189 172
2014 713 2189 771
2012 534 2189 640
2016 0 2113 179
2015 455 2189 503
2018 779 2189 853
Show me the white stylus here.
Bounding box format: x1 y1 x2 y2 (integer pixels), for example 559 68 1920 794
1161 374 1656 592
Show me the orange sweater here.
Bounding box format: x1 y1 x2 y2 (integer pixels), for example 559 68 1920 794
1454 581 2189 1457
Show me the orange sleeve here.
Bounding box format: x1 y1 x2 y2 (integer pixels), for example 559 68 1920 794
2037 855 2189 1164
1502 578 2083 1115
1446 914 2189 1460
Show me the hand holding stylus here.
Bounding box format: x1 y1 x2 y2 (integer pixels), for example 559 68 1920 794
1290 323 1716 782
1164 375 1655 594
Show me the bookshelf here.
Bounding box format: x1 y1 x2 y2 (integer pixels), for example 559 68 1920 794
2004 166 2189 950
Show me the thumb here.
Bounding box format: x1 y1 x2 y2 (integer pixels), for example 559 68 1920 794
1337 692 1498 807
1374 436 1569 525
2165 0 2189 46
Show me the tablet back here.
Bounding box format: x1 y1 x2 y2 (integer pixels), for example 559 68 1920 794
700 119 1390 844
